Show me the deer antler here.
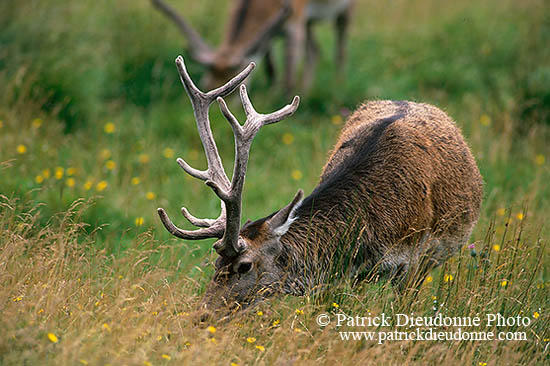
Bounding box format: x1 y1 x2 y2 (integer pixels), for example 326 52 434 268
158 56 300 258
151 0 214 64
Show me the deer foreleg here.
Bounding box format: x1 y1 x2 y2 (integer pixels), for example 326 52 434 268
264 48 276 84
334 7 350 72
284 20 306 92
302 19 320 90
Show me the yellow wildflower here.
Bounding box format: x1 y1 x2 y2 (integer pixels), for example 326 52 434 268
255 345 265 352
247 337 256 343
13 296 22 302
131 177 141 185
533 311 540 319
291 169 303 181
257 311 263 316
135 217 144 226
102 323 111 332
535 154 545 166
104 122 115 134
146 191 156 200
17 144 27 154
139 154 150 164
425 276 433 283
100 149 111 160
444 274 453 282
493 244 501 252
144 362 152 366
32 118 42 128
331 115 343 125
84 180 93 190
47 332 58 343
163 147 175 158
231 363 239 366
96 180 108 192
66 167 77 176
501 280 508 287
207 326 216 334
42 168 51 179
272 319 280 326
332 302 339 308
282 133 294 145
161 354 171 360
516 213 524 221
79 360 88 365
66 178 75 187
295 309 304 315
479 114 491 126
55 167 64 180
105 160 116 170
478 363 487 366
35 175 44 184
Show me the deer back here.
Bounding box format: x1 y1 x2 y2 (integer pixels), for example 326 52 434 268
281 100 483 278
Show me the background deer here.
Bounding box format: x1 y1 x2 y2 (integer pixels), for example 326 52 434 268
151 0 354 90
158 56 483 318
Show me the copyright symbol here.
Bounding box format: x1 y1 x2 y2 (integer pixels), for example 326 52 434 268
316 313 330 327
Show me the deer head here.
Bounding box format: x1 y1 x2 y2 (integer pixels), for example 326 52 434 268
151 0 291 89
157 56 301 317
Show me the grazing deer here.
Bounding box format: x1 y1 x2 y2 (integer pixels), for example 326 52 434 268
157 56 483 317
151 0 354 90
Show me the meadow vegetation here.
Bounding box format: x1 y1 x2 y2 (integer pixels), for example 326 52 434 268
0 0 549 364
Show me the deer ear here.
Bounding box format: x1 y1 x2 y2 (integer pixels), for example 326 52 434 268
267 189 304 237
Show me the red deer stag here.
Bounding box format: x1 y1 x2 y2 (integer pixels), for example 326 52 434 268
157 56 483 317
151 0 354 90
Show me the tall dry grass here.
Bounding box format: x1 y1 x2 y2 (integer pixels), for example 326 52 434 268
1 195 548 365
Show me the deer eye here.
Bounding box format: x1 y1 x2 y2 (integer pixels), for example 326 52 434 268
237 261 253 274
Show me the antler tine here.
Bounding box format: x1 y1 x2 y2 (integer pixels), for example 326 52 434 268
205 62 256 101
157 207 225 239
239 85 300 137
181 206 217 228
176 157 208 181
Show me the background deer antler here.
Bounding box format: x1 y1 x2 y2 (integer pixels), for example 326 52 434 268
150 0 214 64
158 56 300 258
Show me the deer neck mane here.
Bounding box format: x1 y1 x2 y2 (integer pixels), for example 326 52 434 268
278 175 372 294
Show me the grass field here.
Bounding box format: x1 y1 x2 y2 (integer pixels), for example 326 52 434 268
1 0 549 364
